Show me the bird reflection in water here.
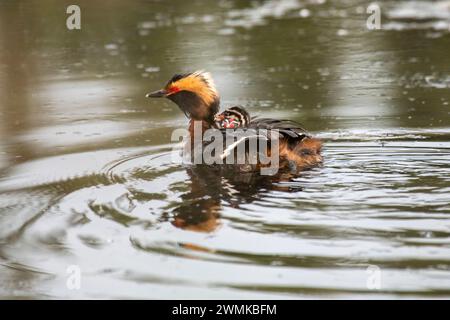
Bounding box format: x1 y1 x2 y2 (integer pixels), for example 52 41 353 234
169 165 304 233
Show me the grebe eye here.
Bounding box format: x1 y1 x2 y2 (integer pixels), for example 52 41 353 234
168 86 180 94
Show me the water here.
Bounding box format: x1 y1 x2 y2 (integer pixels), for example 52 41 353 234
0 0 450 299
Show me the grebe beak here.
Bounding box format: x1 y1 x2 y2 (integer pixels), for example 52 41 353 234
145 89 167 98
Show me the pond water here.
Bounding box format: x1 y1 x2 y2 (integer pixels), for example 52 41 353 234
0 0 450 299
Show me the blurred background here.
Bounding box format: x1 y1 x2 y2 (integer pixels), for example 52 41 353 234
0 0 449 299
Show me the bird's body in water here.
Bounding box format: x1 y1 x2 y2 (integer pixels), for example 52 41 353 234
146 71 322 172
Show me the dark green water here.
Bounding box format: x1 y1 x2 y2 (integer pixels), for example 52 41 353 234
0 0 450 298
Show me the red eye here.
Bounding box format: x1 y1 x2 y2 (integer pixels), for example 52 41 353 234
169 86 180 94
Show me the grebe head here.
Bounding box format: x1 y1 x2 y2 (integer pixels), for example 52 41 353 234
214 106 251 129
146 70 220 122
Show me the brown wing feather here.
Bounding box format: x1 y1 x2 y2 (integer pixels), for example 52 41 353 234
248 118 309 141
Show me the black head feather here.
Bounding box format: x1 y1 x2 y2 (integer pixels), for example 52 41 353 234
166 73 190 86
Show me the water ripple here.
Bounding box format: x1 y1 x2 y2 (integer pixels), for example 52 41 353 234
1 129 450 298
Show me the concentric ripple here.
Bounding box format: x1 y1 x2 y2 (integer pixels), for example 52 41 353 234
1 129 450 298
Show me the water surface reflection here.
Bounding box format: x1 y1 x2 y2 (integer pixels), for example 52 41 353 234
1 0 450 298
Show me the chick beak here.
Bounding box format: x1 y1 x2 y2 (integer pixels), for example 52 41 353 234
145 89 167 98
